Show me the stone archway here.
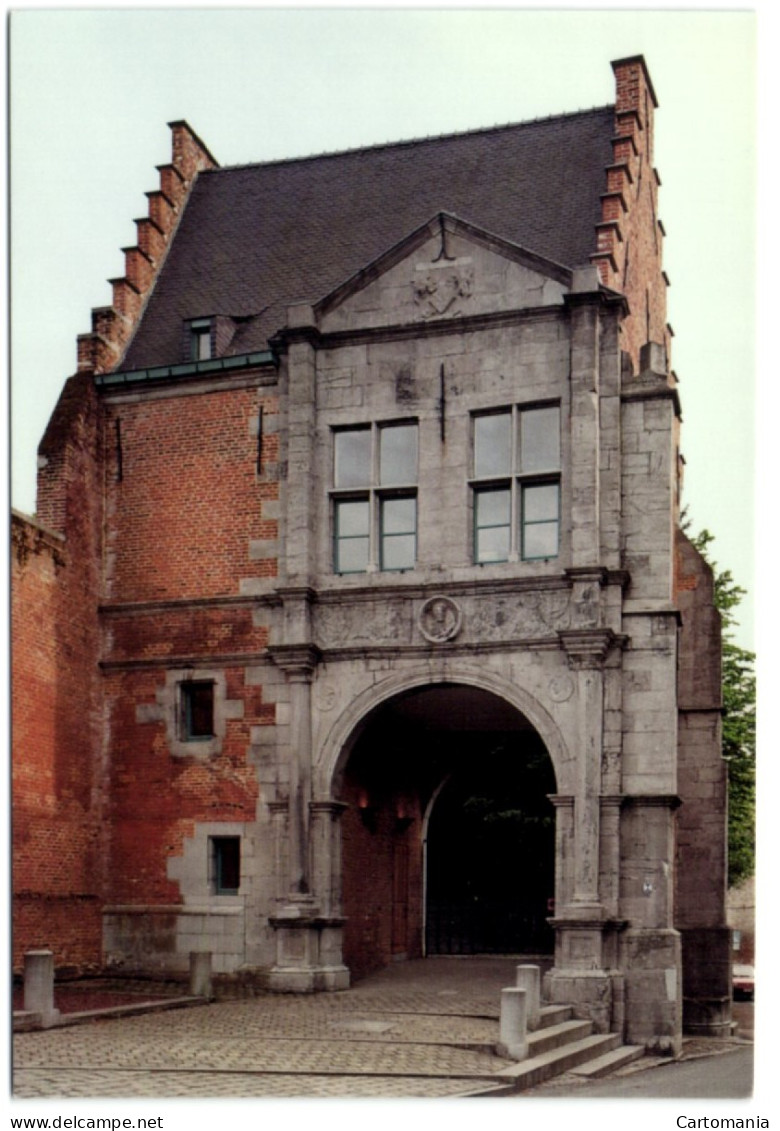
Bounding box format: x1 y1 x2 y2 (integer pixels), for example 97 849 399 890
330 681 559 980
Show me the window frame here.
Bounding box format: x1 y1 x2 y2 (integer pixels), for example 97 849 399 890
331 420 419 575
471 402 561 565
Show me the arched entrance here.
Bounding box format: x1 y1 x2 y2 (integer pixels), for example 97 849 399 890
337 683 557 980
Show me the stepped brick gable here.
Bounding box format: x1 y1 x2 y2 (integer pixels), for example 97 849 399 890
13 56 731 1052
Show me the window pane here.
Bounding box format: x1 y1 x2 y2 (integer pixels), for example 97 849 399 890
193 329 211 361
523 483 559 523
214 837 240 893
336 499 369 537
476 525 510 563
522 521 559 560
474 413 511 478
382 496 416 535
476 488 510 528
380 424 417 485
336 536 369 573
183 682 214 739
382 534 416 571
520 407 560 472
335 429 371 487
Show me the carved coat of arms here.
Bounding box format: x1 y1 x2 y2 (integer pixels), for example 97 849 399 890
413 264 474 319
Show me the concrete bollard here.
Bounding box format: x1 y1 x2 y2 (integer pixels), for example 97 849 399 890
190 951 213 998
23 949 60 1027
515 964 541 1030
498 986 528 1060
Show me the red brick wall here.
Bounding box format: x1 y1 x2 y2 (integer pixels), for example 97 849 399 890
14 370 105 974
102 663 264 904
98 376 278 907
104 389 279 601
11 515 104 973
341 776 423 980
595 58 669 374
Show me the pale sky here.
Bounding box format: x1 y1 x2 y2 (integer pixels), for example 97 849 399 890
8 6 759 649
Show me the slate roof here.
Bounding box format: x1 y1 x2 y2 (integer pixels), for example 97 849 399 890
121 105 616 370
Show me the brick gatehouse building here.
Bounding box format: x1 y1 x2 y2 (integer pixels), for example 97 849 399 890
12 56 731 1052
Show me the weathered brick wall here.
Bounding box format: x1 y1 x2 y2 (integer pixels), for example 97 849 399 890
341 775 423 980
99 376 278 923
595 57 669 375
103 663 263 905
14 368 105 974
11 514 103 973
104 388 279 601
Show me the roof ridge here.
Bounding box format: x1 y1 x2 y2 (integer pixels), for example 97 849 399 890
204 103 615 177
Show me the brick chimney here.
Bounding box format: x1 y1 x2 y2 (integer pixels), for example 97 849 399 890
591 56 670 373
77 121 218 376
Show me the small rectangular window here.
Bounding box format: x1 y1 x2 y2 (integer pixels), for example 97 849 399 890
334 499 370 573
521 482 560 559
211 837 240 895
475 488 511 563
474 412 512 478
520 406 560 473
189 319 212 361
180 681 215 741
334 428 371 488
379 423 418 486
380 496 417 570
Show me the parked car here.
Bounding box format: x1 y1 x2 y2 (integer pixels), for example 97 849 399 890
732 964 755 1001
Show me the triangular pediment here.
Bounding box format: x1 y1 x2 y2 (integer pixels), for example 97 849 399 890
316 212 573 333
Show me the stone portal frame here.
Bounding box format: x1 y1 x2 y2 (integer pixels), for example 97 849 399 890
314 661 574 803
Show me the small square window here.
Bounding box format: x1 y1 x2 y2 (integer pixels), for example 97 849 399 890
211 836 240 895
180 681 215 741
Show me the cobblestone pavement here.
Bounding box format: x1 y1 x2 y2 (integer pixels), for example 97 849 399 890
12 957 524 1099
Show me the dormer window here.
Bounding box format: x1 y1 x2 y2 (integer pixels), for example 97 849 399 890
189 318 213 361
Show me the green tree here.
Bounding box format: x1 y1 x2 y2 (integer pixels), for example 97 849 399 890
689 528 756 886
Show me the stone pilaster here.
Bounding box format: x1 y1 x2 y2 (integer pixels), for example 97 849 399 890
268 642 320 903
565 273 603 570
545 629 627 1033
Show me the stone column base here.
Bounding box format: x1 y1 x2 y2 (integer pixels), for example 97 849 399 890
544 968 618 1034
268 915 350 993
620 928 683 1055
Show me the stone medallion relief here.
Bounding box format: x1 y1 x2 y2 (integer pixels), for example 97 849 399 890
418 596 463 643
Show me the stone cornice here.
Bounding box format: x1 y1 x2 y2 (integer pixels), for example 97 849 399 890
270 303 567 354
621 382 682 418
267 643 322 675
100 651 269 672
99 593 281 618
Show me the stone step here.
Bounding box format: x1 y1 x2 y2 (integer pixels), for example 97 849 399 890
488 1031 623 1093
536 1004 573 1030
527 1018 593 1057
569 1044 645 1078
